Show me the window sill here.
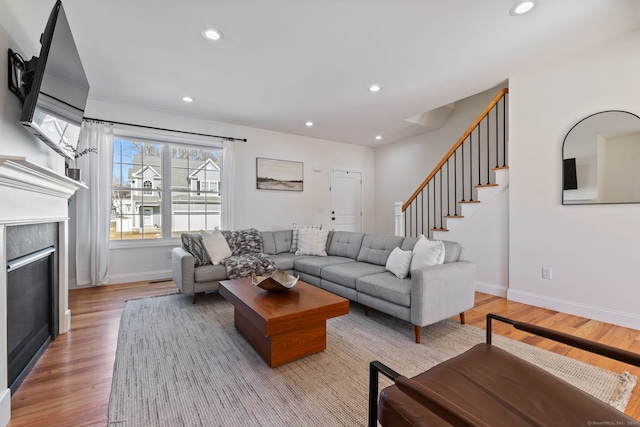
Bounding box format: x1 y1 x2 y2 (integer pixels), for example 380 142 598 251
109 238 180 250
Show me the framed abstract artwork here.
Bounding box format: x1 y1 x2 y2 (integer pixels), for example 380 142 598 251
256 157 303 191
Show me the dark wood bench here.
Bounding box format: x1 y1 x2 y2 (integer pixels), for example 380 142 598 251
369 314 640 426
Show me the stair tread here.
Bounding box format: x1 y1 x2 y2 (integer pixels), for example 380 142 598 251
458 200 481 204
475 183 499 188
430 228 448 232
444 215 464 219
492 166 509 170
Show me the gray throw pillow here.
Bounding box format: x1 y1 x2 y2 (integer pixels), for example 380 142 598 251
181 233 210 266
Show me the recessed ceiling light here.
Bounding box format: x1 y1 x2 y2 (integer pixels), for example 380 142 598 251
202 28 223 41
305 121 314 127
375 135 382 140
369 84 381 92
510 0 536 16
182 96 193 103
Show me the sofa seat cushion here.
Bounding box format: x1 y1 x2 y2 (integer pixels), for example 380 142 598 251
294 256 354 277
321 262 387 289
356 272 411 307
194 263 227 283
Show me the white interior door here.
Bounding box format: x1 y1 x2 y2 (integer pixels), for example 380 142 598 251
330 170 362 232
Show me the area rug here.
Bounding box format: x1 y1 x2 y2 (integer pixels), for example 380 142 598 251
108 293 636 426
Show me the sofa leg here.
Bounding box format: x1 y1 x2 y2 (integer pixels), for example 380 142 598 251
459 312 466 324
364 306 370 316
414 325 421 344
193 292 205 304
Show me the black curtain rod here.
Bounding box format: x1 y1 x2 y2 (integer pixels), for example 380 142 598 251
83 116 247 142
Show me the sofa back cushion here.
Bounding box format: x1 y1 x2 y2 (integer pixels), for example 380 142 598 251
401 236 419 251
261 232 276 255
357 234 404 266
402 237 462 263
327 231 364 259
274 230 294 254
221 228 264 256
261 230 294 255
442 241 462 263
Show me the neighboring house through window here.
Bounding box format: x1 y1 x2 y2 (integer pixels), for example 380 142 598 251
142 180 153 195
111 136 222 241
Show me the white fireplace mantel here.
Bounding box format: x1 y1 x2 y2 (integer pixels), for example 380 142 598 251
0 156 85 426
0 156 86 223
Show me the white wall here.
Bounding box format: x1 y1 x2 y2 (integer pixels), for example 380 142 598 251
508 29 640 329
83 99 374 286
0 30 63 170
373 86 504 235
0 20 66 427
437 178 510 297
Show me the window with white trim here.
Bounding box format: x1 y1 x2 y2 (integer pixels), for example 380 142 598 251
111 137 222 241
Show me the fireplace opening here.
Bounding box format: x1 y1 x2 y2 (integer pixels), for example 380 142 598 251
6 223 59 394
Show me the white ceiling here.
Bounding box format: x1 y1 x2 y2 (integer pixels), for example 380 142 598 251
3 0 640 147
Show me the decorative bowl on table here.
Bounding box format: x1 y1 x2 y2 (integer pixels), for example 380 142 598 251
251 269 299 292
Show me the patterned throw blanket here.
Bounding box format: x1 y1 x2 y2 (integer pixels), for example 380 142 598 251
220 228 277 279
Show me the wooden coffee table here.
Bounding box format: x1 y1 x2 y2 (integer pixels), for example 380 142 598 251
219 277 349 367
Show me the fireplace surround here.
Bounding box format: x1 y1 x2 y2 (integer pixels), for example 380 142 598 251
0 156 84 425
6 222 59 393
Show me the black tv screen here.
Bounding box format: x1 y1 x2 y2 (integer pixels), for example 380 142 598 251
19 0 89 160
563 158 578 190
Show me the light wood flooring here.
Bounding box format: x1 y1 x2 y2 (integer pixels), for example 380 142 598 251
7 282 640 426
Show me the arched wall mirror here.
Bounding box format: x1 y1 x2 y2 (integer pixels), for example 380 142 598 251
562 110 640 205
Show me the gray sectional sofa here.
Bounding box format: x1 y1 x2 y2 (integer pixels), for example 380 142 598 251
172 230 476 343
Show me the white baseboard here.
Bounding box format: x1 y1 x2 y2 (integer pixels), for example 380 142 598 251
475 281 508 298
507 289 640 331
65 309 71 333
70 270 172 287
0 388 10 427
106 269 172 285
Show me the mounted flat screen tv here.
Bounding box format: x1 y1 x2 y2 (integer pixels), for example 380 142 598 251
19 0 89 159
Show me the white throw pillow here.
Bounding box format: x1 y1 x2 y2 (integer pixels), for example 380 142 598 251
200 228 232 265
295 228 329 256
290 223 322 253
410 236 445 272
385 247 413 279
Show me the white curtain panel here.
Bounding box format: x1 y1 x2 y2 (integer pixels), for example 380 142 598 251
221 139 235 230
75 121 114 286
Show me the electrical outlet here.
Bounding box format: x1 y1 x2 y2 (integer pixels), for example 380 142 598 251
167 250 172 259
542 267 552 280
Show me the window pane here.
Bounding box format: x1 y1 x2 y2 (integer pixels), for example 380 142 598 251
111 190 132 240
170 145 222 237
139 203 162 239
171 191 221 235
111 138 163 241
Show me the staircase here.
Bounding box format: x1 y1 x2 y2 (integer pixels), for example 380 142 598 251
400 88 509 238
431 166 508 240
